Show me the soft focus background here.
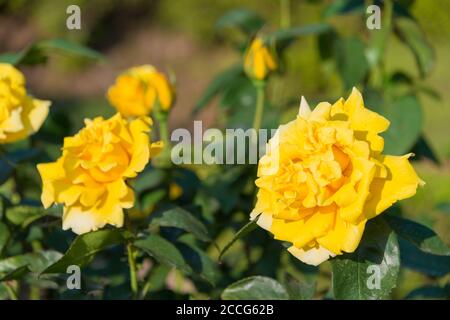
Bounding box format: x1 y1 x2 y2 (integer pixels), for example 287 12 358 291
1 0 449 299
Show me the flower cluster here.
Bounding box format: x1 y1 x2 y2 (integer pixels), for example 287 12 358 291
0 63 50 144
37 114 162 234
251 88 423 265
107 65 174 117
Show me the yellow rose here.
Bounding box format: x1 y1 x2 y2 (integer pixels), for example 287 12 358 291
251 88 423 266
37 113 163 235
243 37 277 81
0 63 50 144
107 65 174 117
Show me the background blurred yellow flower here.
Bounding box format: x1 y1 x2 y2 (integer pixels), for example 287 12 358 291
37 113 162 234
251 88 424 266
107 65 174 117
243 37 277 81
0 63 50 144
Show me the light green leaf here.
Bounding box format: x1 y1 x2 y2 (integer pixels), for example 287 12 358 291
0 250 62 280
336 37 369 90
135 234 192 274
331 218 400 300
395 17 434 78
0 38 105 66
0 265 30 282
151 207 210 242
221 276 290 300
42 229 129 274
384 215 450 256
219 218 258 261
373 95 423 155
37 39 105 61
6 205 60 228
215 9 264 34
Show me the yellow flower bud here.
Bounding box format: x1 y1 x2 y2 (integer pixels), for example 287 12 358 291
107 65 174 117
0 63 51 144
251 88 424 266
243 38 277 81
37 113 163 234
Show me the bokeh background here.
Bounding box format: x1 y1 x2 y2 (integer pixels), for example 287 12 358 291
1 0 449 298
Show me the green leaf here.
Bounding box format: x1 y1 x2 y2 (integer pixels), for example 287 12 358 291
0 148 40 185
336 37 369 90
323 0 365 18
373 95 423 155
135 234 192 274
267 24 331 51
151 207 210 242
219 218 258 261
193 64 243 114
177 240 221 286
405 284 450 300
0 250 62 280
0 223 10 255
221 276 290 300
0 52 24 64
284 276 316 300
0 39 105 66
215 9 265 34
6 205 59 228
384 215 450 256
398 237 450 277
42 229 129 274
0 265 30 282
331 218 400 300
37 39 105 61
395 17 434 78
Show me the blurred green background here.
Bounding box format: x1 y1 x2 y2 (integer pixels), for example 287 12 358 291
0 0 449 298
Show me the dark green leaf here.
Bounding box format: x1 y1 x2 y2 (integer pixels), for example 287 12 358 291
215 9 265 34
177 240 221 286
336 37 369 90
405 284 450 300
0 148 40 185
267 24 331 52
398 237 450 277
395 17 434 78
0 223 10 255
219 218 258 261
222 276 289 300
284 276 315 300
42 229 129 274
331 218 400 299
151 207 210 242
193 64 243 114
135 234 192 274
323 0 365 18
411 135 440 164
384 215 450 256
